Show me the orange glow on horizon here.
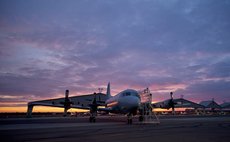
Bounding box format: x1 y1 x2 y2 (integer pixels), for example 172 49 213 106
0 107 27 113
0 106 88 113
0 106 188 113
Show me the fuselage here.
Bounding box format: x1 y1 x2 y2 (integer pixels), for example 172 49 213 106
105 89 141 114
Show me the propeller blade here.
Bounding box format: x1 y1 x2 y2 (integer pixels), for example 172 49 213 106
89 92 99 113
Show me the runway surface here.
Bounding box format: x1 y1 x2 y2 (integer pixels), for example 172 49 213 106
1 115 230 142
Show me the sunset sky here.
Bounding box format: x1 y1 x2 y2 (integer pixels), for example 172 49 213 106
0 0 230 112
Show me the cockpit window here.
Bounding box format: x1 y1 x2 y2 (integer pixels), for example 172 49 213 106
123 92 131 96
122 92 140 99
134 93 141 99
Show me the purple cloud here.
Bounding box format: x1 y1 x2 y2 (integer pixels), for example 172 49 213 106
0 0 230 108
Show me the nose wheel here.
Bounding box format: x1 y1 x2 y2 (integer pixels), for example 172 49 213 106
89 116 96 123
139 115 144 122
127 114 133 124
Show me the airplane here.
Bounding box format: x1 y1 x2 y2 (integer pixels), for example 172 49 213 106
89 83 141 123
27 83 204 123
27 83 142 124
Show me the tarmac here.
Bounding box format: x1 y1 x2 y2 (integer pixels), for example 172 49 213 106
0 115 230 142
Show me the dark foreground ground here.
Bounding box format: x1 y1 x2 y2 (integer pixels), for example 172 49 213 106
0 115 230 142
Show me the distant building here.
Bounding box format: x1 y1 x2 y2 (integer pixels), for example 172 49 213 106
199 100 221 110
221 102 230 109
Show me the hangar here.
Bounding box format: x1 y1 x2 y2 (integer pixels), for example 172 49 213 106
221 102 230 109
173 98 204 109
153 94 229 115
199 100 222 110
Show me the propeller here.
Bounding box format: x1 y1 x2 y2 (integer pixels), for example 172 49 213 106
89 92 99 113
88 92 100 122
60 90 73 116
168 92 176 114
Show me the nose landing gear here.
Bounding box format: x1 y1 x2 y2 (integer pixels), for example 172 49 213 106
89 116 96 123
127 113 133 124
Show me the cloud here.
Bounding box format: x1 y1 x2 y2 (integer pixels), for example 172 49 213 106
175 80 230 102
0 0 230 106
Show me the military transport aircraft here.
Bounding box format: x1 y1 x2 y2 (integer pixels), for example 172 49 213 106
28 83 142 124
27 83 204 124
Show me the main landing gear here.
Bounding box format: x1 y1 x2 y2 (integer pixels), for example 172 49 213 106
89 110 97 123
139 115 144 122
89 92 98 123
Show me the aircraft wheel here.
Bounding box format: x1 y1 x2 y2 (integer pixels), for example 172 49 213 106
139 116 144 122
127 119 132 124
130 119 132 124
89 117 93 122
89 117 96 123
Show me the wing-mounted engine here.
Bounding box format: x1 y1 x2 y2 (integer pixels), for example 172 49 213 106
60 90 73 116
168 92 177 114
88 92 100 122
152 92 177 114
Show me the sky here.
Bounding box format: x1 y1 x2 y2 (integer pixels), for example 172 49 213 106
0 0 230 112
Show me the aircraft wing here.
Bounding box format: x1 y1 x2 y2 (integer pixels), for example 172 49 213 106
28 101 92 110
173 98 204 108
152 98 204 109
28 93 107 109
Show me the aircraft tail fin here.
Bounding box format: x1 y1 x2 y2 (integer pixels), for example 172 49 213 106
106 82 111 98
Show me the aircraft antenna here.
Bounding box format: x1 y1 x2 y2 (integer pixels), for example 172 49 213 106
98 88 103 93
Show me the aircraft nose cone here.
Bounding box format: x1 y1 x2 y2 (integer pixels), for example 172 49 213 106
119 96 140 111
128 97 140 108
